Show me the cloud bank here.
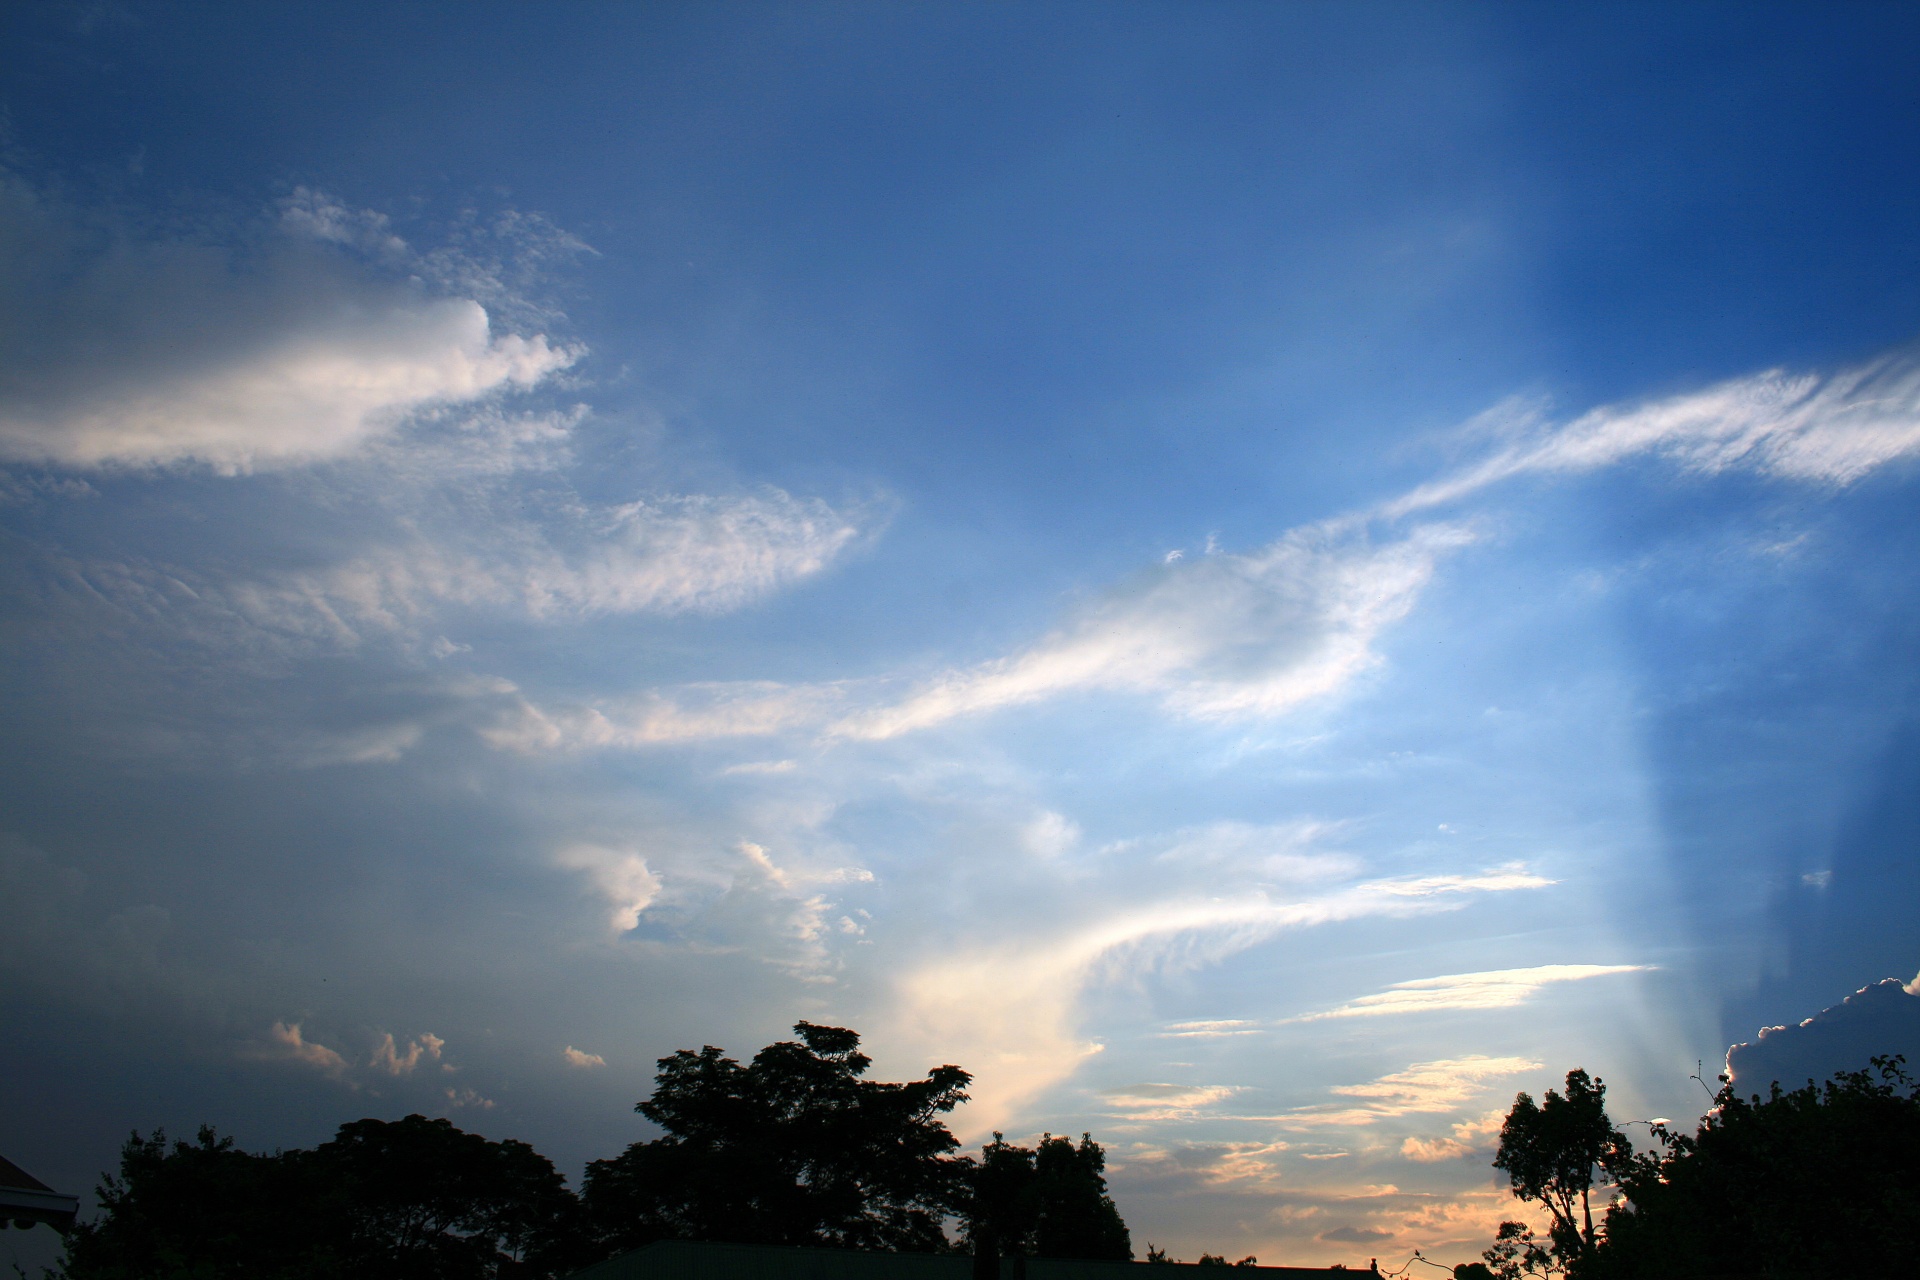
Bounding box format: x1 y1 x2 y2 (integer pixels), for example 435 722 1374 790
1725 975 1920 1092
0 173 577 472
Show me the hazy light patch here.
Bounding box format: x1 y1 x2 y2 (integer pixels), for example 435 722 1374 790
562 1045 608 1069
891 867 1552 1134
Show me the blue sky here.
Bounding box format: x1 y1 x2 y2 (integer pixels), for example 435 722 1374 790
5 1 1920 1269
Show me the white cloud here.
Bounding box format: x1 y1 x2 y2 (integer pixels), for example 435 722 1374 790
833 523 1475 739
563 1045 608 1068
1101 1082 1244 1120
1400 1109 1506 1162
1287 1056 1541 1128
890 865 1551 1134
1388 353 1920 517
251 1021 351 1078
1161 1019 1262 1039
0 295 574 473
0 173 578 472
1291 963 1652 1021
557 844 662 932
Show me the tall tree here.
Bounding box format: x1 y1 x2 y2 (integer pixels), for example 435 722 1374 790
314 1114 577 1277
580 1023 972 1256
1489 1069 1631 1276
961 1132 1131 1261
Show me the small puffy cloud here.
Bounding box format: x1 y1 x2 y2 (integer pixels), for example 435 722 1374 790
1292 963 1652 1021
833 522 1475 739
370 1031 445 1076
1725 975 1920 1092
563 1045 608 1069
444 1087 495 1110
557 844 662 932
251 1021 351 1078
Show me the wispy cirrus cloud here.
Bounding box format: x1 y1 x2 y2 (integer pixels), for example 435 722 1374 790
1285 1055 1540 1128
1100 1082 1245 1121
485 523 1474 752
833 522 1476 739
1388 353 1920 518
891 866 1552 1134
1290 963 1652 1022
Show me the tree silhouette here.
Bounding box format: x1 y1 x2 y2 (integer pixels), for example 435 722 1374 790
1587 1056 1920 1278
58 1117 576 1280
960 1132 1131 1261
1488 1069 1630 1277
580 1022 972 1256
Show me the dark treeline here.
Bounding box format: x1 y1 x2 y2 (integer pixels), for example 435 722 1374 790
1466 1055 1920 1280
56 1023 1132 1280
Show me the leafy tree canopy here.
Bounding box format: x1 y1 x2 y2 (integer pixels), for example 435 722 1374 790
1590 1056 1920 1279
1488 1069 1631 1275
961 1132 1131 1261
580 1022 973 1255
58 1116 576 1280
1481 1056 1920 1280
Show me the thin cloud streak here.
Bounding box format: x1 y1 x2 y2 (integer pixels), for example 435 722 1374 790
1386 354 1920 518
1290 964 1653 1022
1284 1056 1542 1129
833 523 1476 738
890 866 1552 1134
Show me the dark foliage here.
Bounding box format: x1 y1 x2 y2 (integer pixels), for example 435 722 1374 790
579 1022 973 1256
1487 1069 1631 1277
960 1132 1131 1261
1587 1056 1920 1279
57 1127 333 1280
58 1116 576 1280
